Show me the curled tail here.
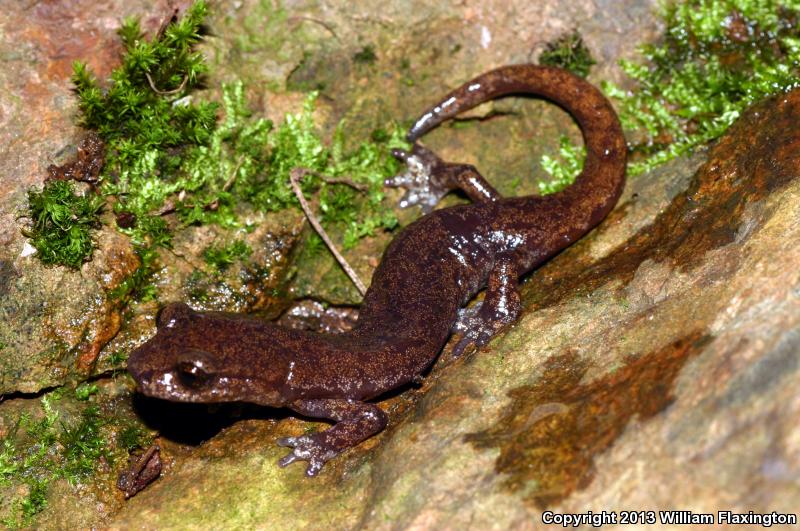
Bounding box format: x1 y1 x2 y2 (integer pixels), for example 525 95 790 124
406 65 627 223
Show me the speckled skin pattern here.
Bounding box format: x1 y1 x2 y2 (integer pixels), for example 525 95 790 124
127 65 626 476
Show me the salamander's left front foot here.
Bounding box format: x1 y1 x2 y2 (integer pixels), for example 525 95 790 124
277 434 338 477
277 398 388 477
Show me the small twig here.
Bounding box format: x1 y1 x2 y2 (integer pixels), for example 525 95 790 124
206 157 246 211
297 168 369 192
290 168 368 296
222 156 246 192
145 72 189 96
288 15 341 42
130 444 160 478
155 7 180 40
157 200 176 216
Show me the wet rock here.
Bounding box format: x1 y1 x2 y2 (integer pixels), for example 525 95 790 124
0 0 165 394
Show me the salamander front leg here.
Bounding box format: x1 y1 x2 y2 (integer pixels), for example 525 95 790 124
451 257 521 358
386 143 501 212
277 398 388 476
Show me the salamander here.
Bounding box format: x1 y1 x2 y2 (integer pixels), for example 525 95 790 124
127 64 627 476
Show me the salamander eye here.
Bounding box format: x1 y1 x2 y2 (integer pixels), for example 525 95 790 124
175 350 217 389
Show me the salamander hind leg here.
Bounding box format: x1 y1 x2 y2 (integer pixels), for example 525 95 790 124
277 398 388 476
451 257 521 358
386 143 501 212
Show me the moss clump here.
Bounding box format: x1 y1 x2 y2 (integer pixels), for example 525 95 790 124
64 1 409 295
203 240 252 271
539 30 596 78
24 180 104 268
72 0 216 247
116 424 151 452
59 405 112 481
74 382 99 401
73 0 408 240
0 396 58 528
605 0 800 175
107 350 128 369
0 438 19 491
538 135 586 194
353 45 378 65
0 392 152 528
538 0 800 187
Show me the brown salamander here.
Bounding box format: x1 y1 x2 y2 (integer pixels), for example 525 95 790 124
127 65 627 476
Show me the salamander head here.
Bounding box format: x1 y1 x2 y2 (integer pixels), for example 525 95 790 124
127 303 290 406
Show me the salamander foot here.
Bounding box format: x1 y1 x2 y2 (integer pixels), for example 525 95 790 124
451 258 521 358
451 302 506 358
385 143 450 213
277 398 388 477
277 434 338 477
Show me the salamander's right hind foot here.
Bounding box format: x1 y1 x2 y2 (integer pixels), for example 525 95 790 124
451 258 521 358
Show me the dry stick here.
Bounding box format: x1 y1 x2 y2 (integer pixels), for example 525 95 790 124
222 156 247 192
289 167 369 192
146 72 189 96
288 15 341 42
290 167 368 297
207 156 247 211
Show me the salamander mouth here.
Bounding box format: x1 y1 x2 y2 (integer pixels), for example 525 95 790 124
128 360 242 403
125 346 148 383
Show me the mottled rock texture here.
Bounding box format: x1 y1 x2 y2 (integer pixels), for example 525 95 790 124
4 0 799 529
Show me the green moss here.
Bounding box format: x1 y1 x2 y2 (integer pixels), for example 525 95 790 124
117 424 151 452
108 245 159 303
538 135 586 194
27 0 411 293
538 1 800 185
0 437 18 485
301 232 326 257
24 180 104 268
539 30 596 78
107 350 128 369
69 0 406 264
353 45 378 64
74 383 99 401
19 477 48 520
1 398 57 528
203 240 252 271
604 0 800 175
59 405 111 482
73 1 217 245
0 390 153 527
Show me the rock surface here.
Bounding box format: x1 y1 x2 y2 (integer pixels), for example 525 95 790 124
4 0 800 529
